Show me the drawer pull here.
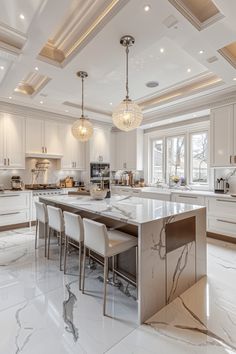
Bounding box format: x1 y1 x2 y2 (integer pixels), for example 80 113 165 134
217 219 236 225
0 194 21 197
216 199 236 203
0 212 21 216
178 195 198 199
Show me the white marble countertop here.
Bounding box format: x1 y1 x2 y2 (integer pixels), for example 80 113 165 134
0 190 32 194
111 185 236 199
39 194 204 225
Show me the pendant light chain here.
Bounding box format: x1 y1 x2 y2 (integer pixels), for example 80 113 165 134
81 75 84 118
125 45 129 100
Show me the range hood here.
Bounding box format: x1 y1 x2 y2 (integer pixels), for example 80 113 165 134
25 153 63 159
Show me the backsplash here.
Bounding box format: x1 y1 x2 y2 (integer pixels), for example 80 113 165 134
0 158 82 189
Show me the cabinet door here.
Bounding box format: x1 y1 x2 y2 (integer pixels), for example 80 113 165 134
90 127 110 163
26 118 44 154
210 105 234 167
44 120 61 155
0 117 5 168
5 116 25 168
59 123 85 170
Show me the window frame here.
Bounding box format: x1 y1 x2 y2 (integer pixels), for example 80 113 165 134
150 137 165 183
165 133 186 185
189 130 209 186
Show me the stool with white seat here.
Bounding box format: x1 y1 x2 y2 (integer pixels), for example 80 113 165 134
82 218 138 316
35 201 48 257
47 205 65 271
63 212 84 289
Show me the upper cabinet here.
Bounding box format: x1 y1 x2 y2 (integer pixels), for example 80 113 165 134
210 104 236 167
89 126 111 163
59 123 85 170
0 115 25 169
113 129 144 171
26 118 62 156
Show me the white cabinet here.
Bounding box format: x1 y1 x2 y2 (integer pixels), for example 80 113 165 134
210 105 236 167
171 193 205 206
26 118 61 156
89 126 110 163
0 192 31 227
0 115 25 169
206 196 236 238
114 129 143 170
59 123 85 170
141 192 170 201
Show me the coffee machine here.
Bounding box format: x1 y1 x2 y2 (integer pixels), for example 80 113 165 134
11 176 23 190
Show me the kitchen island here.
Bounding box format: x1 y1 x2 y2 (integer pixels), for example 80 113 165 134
39 194 206 324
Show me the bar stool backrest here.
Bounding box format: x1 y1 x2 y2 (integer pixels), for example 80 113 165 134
47 205 64 232
35 201 48 224
83 218 108 256
64 212 84 242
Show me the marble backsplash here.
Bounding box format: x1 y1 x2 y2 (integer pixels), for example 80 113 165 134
0 158 82 189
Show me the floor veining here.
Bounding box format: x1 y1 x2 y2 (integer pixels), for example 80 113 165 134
0 228 235 353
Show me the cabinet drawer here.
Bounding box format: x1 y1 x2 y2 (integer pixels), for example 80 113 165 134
141 192 170 201
0 210 29 226
0 193 30 212
172 194 205 206
208 216 236 238
207 197 236 218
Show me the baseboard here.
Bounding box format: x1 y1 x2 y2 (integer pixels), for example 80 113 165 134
207 231 236 244
0 222 31 232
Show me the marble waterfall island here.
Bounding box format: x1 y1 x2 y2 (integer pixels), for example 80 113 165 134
39 194 206 324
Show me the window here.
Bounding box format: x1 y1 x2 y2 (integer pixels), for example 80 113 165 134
166 135 185 181
190 132 208 184
151 139 163 182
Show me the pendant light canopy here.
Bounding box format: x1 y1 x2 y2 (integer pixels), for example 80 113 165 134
112 35 143 132
71 71 93 142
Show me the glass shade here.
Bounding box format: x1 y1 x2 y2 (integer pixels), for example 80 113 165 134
112 99 143 131
71 117 93 142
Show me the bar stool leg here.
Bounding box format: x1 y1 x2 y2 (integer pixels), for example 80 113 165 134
35 220 38 249
44 223 48 258
79 242 82 290
82 246 87 294
64 235 68 274
47 227 51 259
112 256 117 283
136 246 138 299
103 256 108 316
59 232 63 271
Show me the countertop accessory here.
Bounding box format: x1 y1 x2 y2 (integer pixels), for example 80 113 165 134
11 176 23 190
112 35 143 131
71 71 93 142
90 185 107 200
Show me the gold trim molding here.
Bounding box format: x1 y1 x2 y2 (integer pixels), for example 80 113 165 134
168 0 224 31
0 23 26 56
38 0 129 67
139 73 223 110
14 72 51 97
218 41 236 69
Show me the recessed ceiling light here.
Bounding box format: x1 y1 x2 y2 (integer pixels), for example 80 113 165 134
65 109 69 113
35 66 39 71
40 100 43 104
0 66 4 70
160 48 164 53
19 14 25 20
199 50 204 54
109 102 113 105
187 68 191 73
193 114 197 117
9 96 12 99
233 78 236 81
144 5 151 12
146 81 159 88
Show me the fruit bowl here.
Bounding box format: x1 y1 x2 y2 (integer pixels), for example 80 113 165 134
90 188 107 200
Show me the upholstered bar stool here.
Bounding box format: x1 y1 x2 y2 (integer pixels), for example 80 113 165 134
35 201 48 257
63 211 84 289
47 205 65 271
82 218 138 316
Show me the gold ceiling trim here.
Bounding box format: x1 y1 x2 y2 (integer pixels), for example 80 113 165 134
218 41 236 69
139 73 223 110
0 23 26 55
14 72 51 97
38 0 127 67
168 0 224 31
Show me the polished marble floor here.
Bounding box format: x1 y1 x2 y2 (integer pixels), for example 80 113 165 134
0 228 236 353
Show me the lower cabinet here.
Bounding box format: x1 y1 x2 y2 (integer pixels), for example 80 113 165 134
171 193 205 206
0 193 31 227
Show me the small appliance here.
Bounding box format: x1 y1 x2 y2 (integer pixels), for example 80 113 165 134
11 176 23 190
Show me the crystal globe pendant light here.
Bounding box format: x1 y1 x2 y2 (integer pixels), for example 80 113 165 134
112 35 143 131
71 71 93 142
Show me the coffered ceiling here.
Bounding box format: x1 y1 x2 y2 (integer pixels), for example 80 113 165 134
0 0 236 127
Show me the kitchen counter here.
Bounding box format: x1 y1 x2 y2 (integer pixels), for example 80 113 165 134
40 194 206 324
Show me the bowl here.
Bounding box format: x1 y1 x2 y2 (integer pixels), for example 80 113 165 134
90 188 107 200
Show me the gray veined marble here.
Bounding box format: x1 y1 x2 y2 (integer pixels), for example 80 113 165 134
63 280 79 342
15 301 34 354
